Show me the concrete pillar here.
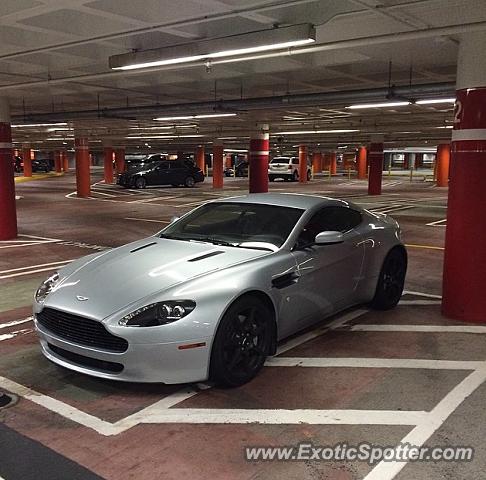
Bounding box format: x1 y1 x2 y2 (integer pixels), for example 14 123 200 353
330 152 337 175
22 146 32 177
249 123 269 193
357 146 367 179
436 144 451 187
212 141 224 189
368 137 384 195
54 150 62 173
0 98 17 240
195 146 205 173
103 145 114 184
443 31 486 322
115 148 125 174
312 151 321 174
62 150 69 172
75 138 90 198
298 145 308 183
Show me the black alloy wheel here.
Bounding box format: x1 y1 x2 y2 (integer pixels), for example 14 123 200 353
135 177 147 189
210 296 272 387
184 176 195 187
371 248 407 310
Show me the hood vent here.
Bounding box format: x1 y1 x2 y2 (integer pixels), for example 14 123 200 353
130 242 157 253
188 251 224 262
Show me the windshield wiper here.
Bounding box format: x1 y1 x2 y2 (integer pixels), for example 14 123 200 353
191 236 236 247
159 233 191 241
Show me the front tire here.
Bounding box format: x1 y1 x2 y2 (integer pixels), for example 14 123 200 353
370 247 407 310
135 177 147 189
291 171 298 182
210 296 273 387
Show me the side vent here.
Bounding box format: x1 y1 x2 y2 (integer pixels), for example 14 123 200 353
272 271 299 289
188 251 224 262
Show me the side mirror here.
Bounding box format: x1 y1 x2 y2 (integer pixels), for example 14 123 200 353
315 231 344 245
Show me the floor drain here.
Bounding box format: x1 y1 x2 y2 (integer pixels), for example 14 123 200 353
0 392 18 410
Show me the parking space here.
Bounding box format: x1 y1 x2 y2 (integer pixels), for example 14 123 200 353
1 173 484 480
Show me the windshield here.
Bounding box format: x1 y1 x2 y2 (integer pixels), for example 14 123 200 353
160 202 304 250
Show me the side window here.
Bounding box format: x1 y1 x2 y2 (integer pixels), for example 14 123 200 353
296 207 362 246
158 161 170 169
292 158 299 165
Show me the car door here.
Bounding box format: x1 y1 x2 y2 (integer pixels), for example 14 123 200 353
169 160 187 185
150 160 171 185
289 206 365 326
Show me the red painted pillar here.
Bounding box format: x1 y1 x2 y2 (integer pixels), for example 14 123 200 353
195 146 205 174
312 151 321 174
54 150 62 173
436 144 450 187
75 138 90 198
104 146 114 184
357 146 367 179
443 32 486 323
403 153 410 170
249 124 269 193
22 147 32 177
115 148 125 174
212 142 224 189
225 153 232 169
298 145 308 183
62 150 69 172
368 140 384 195
330 152 337 175
0 99 17 240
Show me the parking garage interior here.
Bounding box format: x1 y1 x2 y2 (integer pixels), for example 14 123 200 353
1 1 486 479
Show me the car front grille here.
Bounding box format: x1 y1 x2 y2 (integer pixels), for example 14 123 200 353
37 308 128 353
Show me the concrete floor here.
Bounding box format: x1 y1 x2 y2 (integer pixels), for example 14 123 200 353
1 172 485 480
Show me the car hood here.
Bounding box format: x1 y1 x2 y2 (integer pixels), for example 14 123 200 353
45 237 269 319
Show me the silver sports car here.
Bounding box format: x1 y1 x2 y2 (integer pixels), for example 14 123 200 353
34 194 406 386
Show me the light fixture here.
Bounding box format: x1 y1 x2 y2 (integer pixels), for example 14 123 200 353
154 113 237 121
126 135 204 139
435 125 454 129
11 122 69 128
346 102 411 109
415 98 456 105
109 24 315 70
274 129 360 135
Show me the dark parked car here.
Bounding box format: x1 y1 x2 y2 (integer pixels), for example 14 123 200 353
235 160 249 177
118 158 204 188
32 159 51 173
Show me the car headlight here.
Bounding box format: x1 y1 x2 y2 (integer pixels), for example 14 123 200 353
35 272 60 303
118 300 196 327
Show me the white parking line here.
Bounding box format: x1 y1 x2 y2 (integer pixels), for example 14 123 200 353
426 218 447 227
0 260 73 280
0 329 32 342
349 324 486 334
364 365 486 480
267 357 484 370
403 290 442 299
0 317 33 330
124 217 170 224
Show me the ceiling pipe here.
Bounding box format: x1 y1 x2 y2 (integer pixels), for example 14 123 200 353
13 82 455 122
1 19 485 94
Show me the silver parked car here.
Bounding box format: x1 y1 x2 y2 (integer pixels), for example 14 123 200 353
34 194 406 386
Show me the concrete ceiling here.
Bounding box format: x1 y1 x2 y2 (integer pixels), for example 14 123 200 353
1 0 484 152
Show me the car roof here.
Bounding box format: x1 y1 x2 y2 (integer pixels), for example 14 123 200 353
215 193 359 210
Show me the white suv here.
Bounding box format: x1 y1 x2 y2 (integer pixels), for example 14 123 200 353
268 156 311 182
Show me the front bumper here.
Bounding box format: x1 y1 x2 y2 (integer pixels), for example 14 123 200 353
35 317 212 384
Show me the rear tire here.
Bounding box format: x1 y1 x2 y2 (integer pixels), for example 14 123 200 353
307 170 311 181
292 171 298 182
370 247 407 310
184 176 195 187
210 296 273 387
135 177 147 189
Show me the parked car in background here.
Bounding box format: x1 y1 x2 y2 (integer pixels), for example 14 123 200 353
224 166 235 177
235 160 249 177
268 156 311 182
118 158 204 188
32 159 51 173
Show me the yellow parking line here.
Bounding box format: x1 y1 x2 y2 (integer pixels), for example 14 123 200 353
15 173 64 183
405 243 444 251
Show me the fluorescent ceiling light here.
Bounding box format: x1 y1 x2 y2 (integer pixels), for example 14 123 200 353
435 125 453 129
12 122 68 128
224 149 248 153
154 113 236 121
416 98 456 105
110 24 315 70
154 113 235 120
274 129 360 135
126 135 204 139
346 102 411 109
47 127 73 132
